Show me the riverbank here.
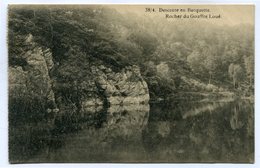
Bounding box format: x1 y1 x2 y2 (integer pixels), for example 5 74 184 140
150 91 236 103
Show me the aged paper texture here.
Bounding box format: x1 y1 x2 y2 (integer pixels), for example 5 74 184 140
8 5 254 163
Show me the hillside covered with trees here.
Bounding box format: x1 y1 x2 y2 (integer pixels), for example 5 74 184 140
9 5 254 103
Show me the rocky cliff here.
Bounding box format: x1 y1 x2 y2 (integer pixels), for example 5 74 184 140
9 35 150 115
88 65 149 105
9 38 58 113
75 64 150 113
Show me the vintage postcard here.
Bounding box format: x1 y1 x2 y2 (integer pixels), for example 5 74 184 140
8 4 254 163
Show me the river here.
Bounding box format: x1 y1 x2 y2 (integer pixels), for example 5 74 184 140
9 99 254 163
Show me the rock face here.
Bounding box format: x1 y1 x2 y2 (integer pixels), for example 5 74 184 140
9 34 149 114
9 39 57 111
79 65 150 112
91 65 150 106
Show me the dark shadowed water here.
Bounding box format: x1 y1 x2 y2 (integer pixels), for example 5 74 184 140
9 99 254 163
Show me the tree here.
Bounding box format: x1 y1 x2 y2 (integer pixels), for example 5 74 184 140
128 30 158 61
187 51 205 75
204 52 218 84
228 64 245 88
244 55 254 88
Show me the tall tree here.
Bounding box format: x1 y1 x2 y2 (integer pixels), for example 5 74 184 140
228 64 245 88
244 55 254 88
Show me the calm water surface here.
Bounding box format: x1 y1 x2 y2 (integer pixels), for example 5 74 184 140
9 100 254 163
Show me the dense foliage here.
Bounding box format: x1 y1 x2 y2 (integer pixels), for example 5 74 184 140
9 5 254 99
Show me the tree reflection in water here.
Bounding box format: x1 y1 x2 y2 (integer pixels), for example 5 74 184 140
26 104 150 162
142 100 254 163
9 100 253 163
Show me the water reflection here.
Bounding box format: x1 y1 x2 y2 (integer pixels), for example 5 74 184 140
142 100 254 162
230 103 246 130
24 104 149 162
9 100 253 163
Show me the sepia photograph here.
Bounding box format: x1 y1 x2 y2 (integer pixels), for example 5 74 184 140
8 4 254 163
